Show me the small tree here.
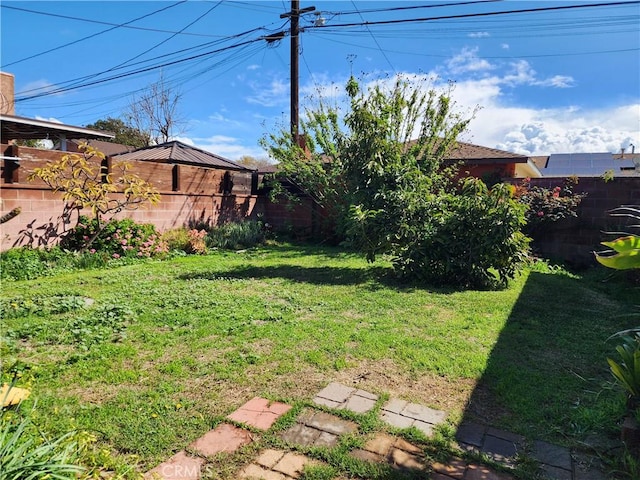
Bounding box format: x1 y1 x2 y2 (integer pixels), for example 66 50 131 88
126 74 185 145
263 75 469 240
85 117 150 148
263 75 530 287
236 155 273 170
28 144 160 248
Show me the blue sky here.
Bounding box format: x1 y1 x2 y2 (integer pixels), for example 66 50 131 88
2 1 639 160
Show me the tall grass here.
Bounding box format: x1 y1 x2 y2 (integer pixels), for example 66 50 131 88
206 220 265 249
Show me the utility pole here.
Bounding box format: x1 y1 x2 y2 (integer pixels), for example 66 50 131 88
280 1 315 143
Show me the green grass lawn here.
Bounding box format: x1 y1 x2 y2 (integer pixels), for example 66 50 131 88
1 244 635 476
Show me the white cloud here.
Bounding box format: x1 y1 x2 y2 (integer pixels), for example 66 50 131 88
247 64 260 71
533 75 575 88
468 32 490 38
447 70 639 155
501 43 510 50
445 47 494 75
18 79 61 97
206 112 244 127
399 49 636 155
35 115 63 124
492 107 640 155
245 76 289 107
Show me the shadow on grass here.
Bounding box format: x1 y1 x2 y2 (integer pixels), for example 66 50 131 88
180 264 391 287
179 263 459 294
460 270 628 447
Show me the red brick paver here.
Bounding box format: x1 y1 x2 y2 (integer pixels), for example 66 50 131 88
144 451 205 480
189 423 252 457
227 397 292 431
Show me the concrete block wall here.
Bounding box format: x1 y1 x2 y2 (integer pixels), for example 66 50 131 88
0 145 258 250
518 177 639 266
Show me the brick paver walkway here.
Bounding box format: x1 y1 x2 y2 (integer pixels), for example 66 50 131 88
144 383 607 480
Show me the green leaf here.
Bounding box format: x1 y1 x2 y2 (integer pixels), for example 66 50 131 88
595 249 640 270
601 235 640 253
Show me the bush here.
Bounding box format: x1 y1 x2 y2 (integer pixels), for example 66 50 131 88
160 227 190 252
206 220 266 250
514 177 586 235
389 179 530 288
186 229 208 254
62 216 168 258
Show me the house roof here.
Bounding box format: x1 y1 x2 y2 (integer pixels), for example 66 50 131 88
0 113 114 142
530 156 549 170
258 140 539 175
542 152 638 177
112 140 253 171
68 139 135 156
446 141 530 162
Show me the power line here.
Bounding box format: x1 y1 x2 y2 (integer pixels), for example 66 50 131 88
1 2 191 69
14 36 267 102
308 1 640 30
59 2 224 95
349 0 396 73
313 34 640 59
109 2 223 73
0 4 224 38
322 0 503 16
314 15 640 42
13 21 287 97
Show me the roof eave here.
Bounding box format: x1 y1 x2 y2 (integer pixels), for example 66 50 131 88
0 113 115 140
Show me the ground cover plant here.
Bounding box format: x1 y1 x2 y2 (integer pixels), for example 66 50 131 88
1 244 635 478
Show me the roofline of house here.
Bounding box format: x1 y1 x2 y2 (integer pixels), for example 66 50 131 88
0 113 115 139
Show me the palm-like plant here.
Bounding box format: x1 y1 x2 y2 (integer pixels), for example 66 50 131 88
1 385 84 480
608 331 640 409
595 205 640 270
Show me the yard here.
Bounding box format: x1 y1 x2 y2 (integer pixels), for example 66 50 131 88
1 243 634 477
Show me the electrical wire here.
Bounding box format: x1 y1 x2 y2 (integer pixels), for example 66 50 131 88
311 33 639 59
0 4 225 38
7 0 639 122
14 36 267 102
13 21 289 97
322 0 503 16
313 16 640 42
308 1 640 30
349 0 396 73
85 1 224 88
1 2 188 68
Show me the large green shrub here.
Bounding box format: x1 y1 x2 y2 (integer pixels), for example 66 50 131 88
264 75 530 287
385 179 529 288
